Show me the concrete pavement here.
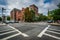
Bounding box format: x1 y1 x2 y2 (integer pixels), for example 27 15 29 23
49 23 60 26
0 23 6 25
0 22 60 40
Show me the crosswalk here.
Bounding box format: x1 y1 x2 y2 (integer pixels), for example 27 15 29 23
38 25 60 40
0 24 60 40
0 25 29 40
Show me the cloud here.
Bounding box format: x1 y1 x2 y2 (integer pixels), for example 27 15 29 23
38 0 59 15
6 0 45 15
0 0 60 16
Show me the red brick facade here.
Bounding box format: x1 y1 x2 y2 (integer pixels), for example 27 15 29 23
10 4 38 21
10 8 25 21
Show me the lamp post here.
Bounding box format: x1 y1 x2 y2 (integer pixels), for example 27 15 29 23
2 7 6 24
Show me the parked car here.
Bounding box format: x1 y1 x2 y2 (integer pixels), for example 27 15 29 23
47 20 53 23
4 20 19 24
57 20 60 23
10 20 19 23
4 21 11 24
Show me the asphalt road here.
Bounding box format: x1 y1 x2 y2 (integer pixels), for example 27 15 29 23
0 22 60 40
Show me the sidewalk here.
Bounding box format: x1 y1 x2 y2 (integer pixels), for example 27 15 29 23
0 23 6 25
49 23 60 26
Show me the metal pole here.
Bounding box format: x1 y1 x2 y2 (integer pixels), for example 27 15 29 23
2 8 3 24
2 8 6 24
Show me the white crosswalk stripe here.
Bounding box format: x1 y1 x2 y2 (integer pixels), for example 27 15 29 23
41 25 60 40
37 25 50 37
0 30 16 35
8 25 29 37
49 28 60 31
0 23 60 40
0 29 14 32
1 33 21 40
44 33 60 40
0 25 29 40
47 30 60 34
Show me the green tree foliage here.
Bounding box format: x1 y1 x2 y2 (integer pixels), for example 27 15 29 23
48 3 60 20
7 16 10 20
53 9 60 20
38 14 43 21
0 17 2 21
24 7 40 22
57 3 60 8
24 7 48 22
38 14 48 21
30 10 35 22
24 7 32 22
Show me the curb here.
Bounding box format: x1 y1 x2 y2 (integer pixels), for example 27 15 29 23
0 23 6 25
49 23 60 26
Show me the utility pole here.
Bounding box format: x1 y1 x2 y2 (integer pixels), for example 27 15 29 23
2 8 6 24
47 8 49 16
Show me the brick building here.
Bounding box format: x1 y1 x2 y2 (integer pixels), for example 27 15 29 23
29 4 38 14
10 8 25 21
10 4 38 22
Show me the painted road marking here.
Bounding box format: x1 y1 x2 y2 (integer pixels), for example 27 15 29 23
0 29 14 32
1 25 29 40
44 33 60 40
8 25 29 37
37 25 50 37
47 30 60 34
49 28 60 31
1 33 21 40
0 30 16 35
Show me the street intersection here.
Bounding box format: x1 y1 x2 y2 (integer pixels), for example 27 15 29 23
0 22 60 40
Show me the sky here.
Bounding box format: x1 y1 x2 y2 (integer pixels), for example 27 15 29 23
0 0 60 16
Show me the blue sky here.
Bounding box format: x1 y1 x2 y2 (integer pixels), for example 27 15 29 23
0 0 60 16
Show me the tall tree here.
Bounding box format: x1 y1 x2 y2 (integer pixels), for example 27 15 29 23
30 10 35 21
0 17 2 21
7 16 10 20
57 3 60 8
24 7 31 22
48 4 60 20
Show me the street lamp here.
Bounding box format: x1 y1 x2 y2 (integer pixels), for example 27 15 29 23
1 7 6 24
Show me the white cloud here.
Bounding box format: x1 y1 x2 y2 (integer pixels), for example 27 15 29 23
38 0 59 15
4 0 60 15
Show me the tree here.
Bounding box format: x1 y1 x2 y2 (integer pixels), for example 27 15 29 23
38 14 48 21
53 9 60 20
24 7 38 22
57 3 60 8
38 14 43 21
48 10 54 20
7 16 10 20
24 7 32 22
48 4 60 21
0 17 2 21
30 10 35 22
